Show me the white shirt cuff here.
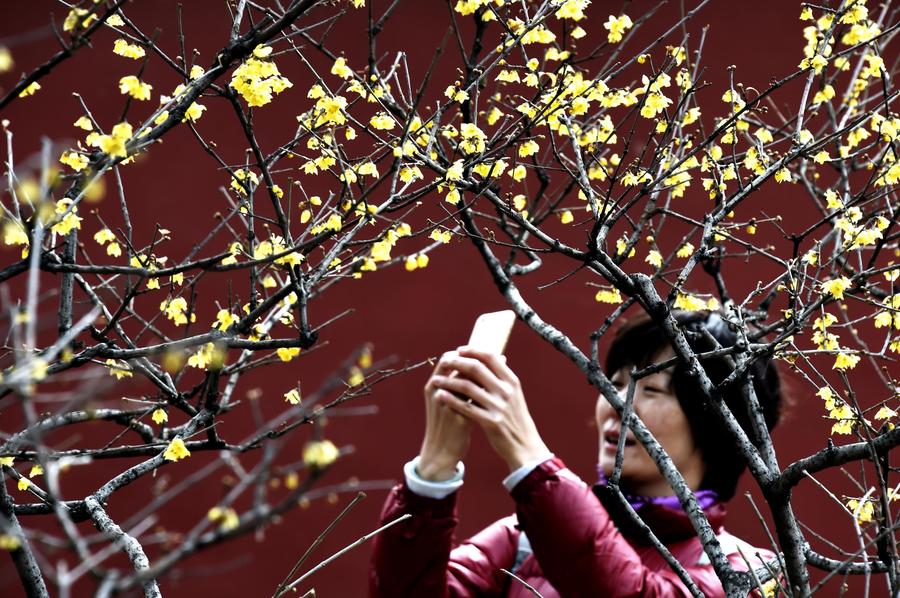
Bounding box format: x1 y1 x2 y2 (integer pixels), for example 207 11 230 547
404 456 465 499
502 453 555 492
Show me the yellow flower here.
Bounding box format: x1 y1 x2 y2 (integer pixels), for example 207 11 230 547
0 534 21 551
312 94 348 127
151 409 168 425
640 92 672 119
445 159 464 182
113 39 145 59
0 46 11 74
875 406 897 420
252 44 272 58
303 440 339 469
673 292 708 311
18 82 41 98
101 239 121 257
510 165 527 182
50 199 83 236
188 343 225 370
677 243 694 258
822 276 851 300
214 309 238 332
846 498 875 524
230 168 259 195
369 112 395 130
405 254 430 271
3 220 29 248
518 139 540 158
812 84 835 104
833 352 860 370
774 168 791 183
604 14 633 43
230 56 292 107
64 7 98 32
29 464 43 478
399 166 423 183
559 210 574 224
105 358 133 380
208 506 240 531
645 249 663 268
74 116 93 131
0 457 13 467
459 123 487 155
444 85 468 103
17 477 30 491
429 229 453 243
754 128 773 144
94 121 133 159
331 56 354 79
812 150 830 165
276 347 301 362
94 228 116 245
284 388 301 405
162 437 191 462
594 287 622 304
60 151 89 172
118 75 152 100
161 84 207 122
555 0 588 20
160 296 190 325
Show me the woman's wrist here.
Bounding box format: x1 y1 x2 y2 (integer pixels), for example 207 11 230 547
416 454 461 481
504 441 553 473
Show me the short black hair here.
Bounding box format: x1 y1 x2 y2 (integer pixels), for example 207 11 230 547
604 309 783 500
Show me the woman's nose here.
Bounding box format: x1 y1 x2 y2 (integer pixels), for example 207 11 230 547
595 392 619 421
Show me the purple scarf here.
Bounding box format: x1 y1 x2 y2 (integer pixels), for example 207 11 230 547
596 466 720 512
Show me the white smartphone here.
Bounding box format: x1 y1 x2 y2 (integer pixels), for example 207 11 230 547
446 310 516 405
466 310 516 354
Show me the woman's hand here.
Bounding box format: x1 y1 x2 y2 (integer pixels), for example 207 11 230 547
430 346 550 472
417 350 474 481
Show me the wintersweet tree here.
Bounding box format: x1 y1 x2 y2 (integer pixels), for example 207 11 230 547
1 0 899 596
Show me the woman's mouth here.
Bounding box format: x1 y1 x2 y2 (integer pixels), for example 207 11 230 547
602 431 636 451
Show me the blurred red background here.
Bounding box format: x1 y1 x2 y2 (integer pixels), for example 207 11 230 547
0 1 884 596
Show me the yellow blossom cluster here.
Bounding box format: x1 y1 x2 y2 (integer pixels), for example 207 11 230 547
230 45 293 107
105 358 133 380
160 297 192 326
207 506 240 531
113 39 145 59
818 387 857 435
163 437 191 462
93 228 122 257
303 439 339 468
360 222 413 273
187 342 226 370
49 199 82 236
119 75 152 100
87 122 133 159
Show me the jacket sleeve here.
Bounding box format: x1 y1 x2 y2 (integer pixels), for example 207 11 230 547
368 481 518 597
511 457 729 598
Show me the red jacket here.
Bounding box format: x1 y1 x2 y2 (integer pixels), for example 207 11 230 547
369 457 772 597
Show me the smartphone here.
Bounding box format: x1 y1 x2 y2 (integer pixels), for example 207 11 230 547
466 310 516 354
446 310 516 405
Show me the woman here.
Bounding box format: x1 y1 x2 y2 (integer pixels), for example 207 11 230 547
369 310 783 597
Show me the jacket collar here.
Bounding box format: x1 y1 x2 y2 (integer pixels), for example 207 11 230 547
592 483 727 545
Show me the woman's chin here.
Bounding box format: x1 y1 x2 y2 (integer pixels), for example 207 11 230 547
597 456 615 478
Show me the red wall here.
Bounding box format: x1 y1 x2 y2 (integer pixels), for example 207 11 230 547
0 1 880 595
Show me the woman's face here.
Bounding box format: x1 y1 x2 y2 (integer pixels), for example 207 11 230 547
595 346 706 496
